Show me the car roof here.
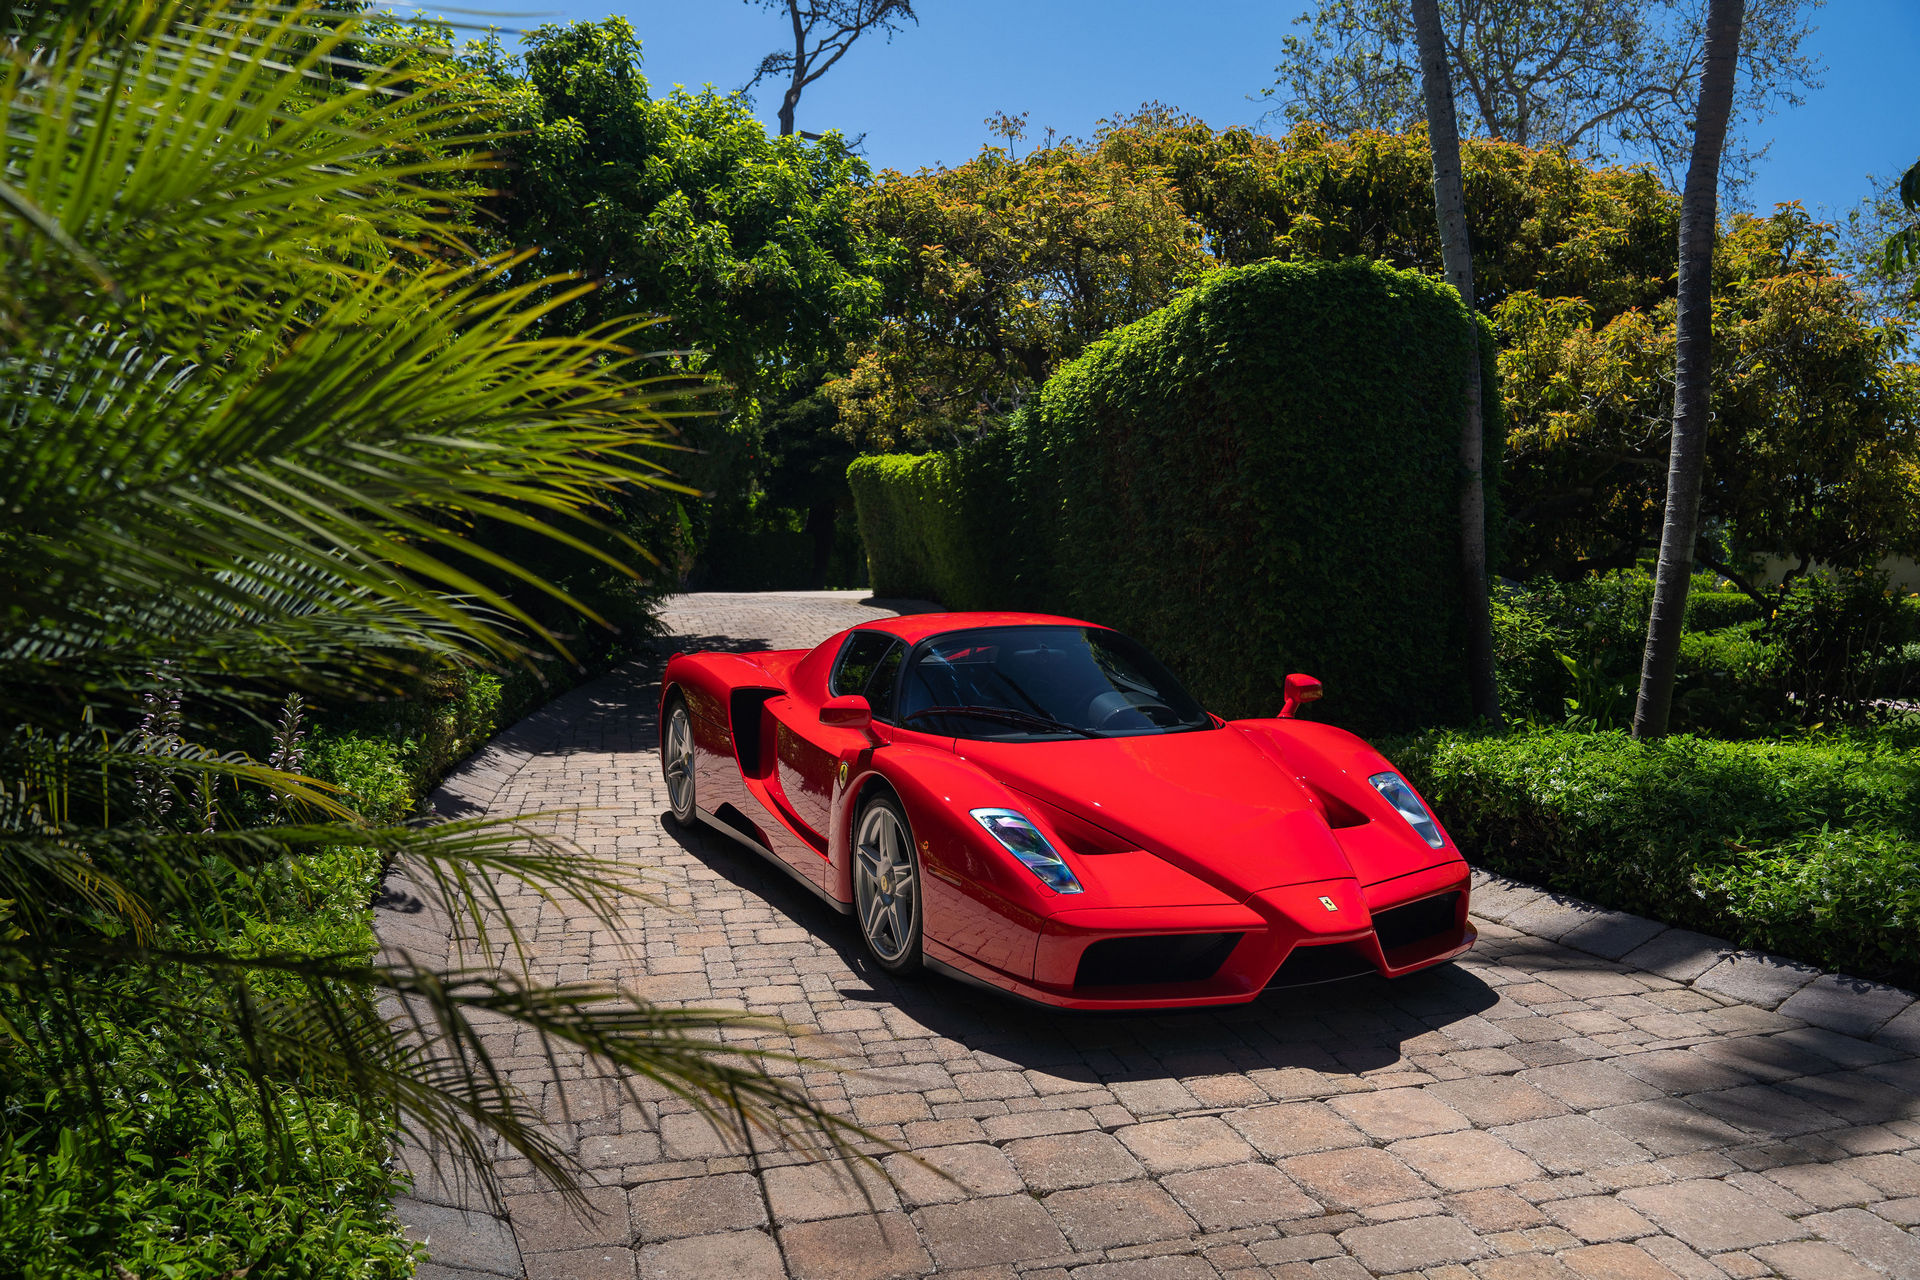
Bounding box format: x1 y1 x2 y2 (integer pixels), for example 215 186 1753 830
840 611 1105 647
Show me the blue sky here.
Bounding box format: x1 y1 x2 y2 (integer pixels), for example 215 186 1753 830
487 0 1919 219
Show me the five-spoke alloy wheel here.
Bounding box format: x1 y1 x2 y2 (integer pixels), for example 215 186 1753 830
853 794 922 974
662 694 697 824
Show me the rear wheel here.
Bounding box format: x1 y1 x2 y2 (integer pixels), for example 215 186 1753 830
853 794 923 974
662 693 697 823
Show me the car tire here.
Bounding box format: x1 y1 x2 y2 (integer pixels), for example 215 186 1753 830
662 691 698 824
852 792 923 975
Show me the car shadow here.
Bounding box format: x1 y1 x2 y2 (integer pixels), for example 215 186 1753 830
657 807 1499 1083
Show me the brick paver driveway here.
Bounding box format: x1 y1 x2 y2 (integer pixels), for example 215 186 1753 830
396 591 1920 1280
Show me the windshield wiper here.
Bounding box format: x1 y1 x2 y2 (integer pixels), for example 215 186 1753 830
902 705 1099 738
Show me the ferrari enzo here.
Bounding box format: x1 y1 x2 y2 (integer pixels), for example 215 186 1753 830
660 612 1473 1009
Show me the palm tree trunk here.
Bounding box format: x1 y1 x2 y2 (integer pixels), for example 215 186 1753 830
1410 0 1501 726
1632 0 1746 739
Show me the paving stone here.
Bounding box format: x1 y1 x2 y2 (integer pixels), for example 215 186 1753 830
1115 1117 1258 1174
635 1229 785 1280
1877 1196 1920 1225
1555 1243 1681 1279
1043 1179 1196 1250
1613 1050 1755 1096
1539 1195 1655 1243
1618 1179 1804 1252
1388 1131 1545 1192
1161 1163 1320 1229
1775 975 1915 1039
1470 1257 1579 1280
1227 1102 1366 1158
1749 1241 1883 1280
1493 1116 1652 1174
781 1211 935 1280
1803 1206 1920 1275
629 1171 768 1242
507 1185 631 1247
884 1142 1024 1206
1692 952 1821 1009
1066 1258 1217 1280
1762 1161 1884 1209
764 1159 900 1221
1281 1147 1433 1209
1619 930 1729 983
915 1195 1070 1269
1503 898 1603 943
1006 1131 1146 1191
526 1246 637 1280
1331 1088 1470 1139
398 1199 523 1276
1518 1061 1663 1110
1447 1189 1548 1232
1338 1215 1490 1272
1424 1078 1567 1126
1588 1099 1749 1157
1685 1084 1843 1138
1558 912 1670 962
1834 1152 1920 1197
1875 1000 1920 1053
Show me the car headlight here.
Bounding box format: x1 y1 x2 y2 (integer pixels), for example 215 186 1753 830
1368 772 1445 849
970 808 1084 894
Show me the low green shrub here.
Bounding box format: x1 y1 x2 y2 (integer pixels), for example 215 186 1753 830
0 843 416 1278
1686 589 1764 631
1398 725 1920 986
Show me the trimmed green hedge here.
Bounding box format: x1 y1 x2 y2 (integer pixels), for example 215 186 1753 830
1394 726 1920 987
847 426 1043 610
852 259 1501 730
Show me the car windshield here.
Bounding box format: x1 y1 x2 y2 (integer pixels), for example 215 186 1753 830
897 625 1211 740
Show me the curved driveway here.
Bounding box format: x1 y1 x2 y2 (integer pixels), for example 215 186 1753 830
393 591 1920 1280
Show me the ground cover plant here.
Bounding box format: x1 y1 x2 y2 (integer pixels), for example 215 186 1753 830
0 5 867 1275
1395 723 1920 989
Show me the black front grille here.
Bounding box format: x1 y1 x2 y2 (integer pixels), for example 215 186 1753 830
1075 932 1243 988
1266 942 1375 988
1373 891 1461 953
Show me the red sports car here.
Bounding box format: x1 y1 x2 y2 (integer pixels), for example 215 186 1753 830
660 612 1473 1010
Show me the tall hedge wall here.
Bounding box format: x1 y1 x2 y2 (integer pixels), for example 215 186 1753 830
847 426 1043 610
851 257 1501 731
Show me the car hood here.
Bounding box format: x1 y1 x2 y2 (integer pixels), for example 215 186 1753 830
955 726 1434 900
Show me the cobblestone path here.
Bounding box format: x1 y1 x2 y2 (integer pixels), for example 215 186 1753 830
390 591 1920 1280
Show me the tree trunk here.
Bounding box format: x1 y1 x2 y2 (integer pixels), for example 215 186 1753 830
1410 0 1501 726
1632 0 1745 740
779 0 804 135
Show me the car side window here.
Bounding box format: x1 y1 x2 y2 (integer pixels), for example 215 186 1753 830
830 631 895 700
864 641 905 722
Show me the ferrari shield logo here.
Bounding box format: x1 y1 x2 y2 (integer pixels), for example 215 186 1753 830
1318 895 1338 912
837 760 850 786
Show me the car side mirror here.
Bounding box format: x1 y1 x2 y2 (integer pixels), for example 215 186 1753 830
820 694 873 731
1279 673 1323 719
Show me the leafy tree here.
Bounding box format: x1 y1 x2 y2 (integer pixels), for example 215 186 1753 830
0 2 866 1255
745 0 919 137
1094 111 1679 321
1410 0 1501 723
1265 0 1821 189
466 19 888 401
827 128 1210 448
1497 206 1920 592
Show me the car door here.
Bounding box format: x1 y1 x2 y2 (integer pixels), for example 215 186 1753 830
768 631 905 843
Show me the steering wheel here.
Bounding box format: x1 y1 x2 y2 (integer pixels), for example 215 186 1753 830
1093 693 1172 730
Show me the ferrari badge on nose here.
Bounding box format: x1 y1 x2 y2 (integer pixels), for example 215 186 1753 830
1319 896 1339 911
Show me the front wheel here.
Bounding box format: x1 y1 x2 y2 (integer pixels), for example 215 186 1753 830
853 794 923 975
662 693 697 824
